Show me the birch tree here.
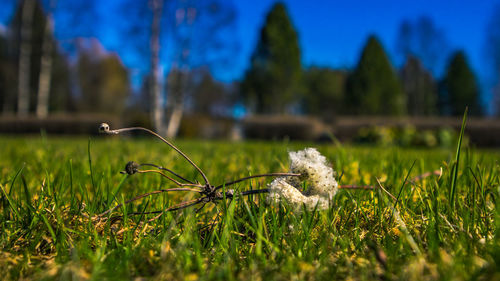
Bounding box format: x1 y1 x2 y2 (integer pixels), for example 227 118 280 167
165 0 237 138
17 0 36 116
150 0 165 134
36 0 55 118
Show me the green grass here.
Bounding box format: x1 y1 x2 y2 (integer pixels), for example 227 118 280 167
0 135 499 280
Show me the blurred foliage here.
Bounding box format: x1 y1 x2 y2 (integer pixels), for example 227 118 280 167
441 51 482 116
178 114 234 139
345 36 405 115
400 56 438 115
241 2 301 114
76 41 130 115
0 0 492 123
354 125 467 148
0 0 72 113
302 67 346 119
190 69 237 116
395 16 449 75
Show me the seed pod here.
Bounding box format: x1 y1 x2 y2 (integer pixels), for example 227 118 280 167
99 123 110 133
124 161 139 175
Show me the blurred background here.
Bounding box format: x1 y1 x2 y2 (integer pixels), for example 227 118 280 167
0 0 499 146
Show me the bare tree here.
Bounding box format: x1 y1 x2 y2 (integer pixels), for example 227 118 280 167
17 0 36 116
164 0 238 138
395 16 449 76
117 0 237 136
150 0 165 134
36 0 55 118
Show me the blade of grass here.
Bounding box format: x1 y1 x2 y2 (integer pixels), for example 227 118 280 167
450 107 468 208
0 183 21 219
389 160 416 224
38 212 57 244
107 174 128 207
8 163 25 195
88 138 95 194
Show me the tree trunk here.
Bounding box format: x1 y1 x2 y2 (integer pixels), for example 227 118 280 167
165 65 189 139
166 102 184 138
17 0 36 116
150 0 165 135
36 12 54 118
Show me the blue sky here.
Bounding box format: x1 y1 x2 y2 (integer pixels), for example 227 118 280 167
1 0 499 107
234 0 494 73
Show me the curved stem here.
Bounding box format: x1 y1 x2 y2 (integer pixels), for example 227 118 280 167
148 197 207 222
138 170 203 188
215 173 300 190
139 163 195 184
96 187 202 217
106 126 210 185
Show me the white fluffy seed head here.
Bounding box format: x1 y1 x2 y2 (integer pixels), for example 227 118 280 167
267 148 338 212
288 148 338 199
267 178 329 212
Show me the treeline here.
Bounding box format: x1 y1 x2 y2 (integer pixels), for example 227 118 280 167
241 3 484 118
0 0 496 136
0 0 238 138
0 0 131 117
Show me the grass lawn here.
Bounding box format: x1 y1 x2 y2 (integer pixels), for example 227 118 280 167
0 135 499 280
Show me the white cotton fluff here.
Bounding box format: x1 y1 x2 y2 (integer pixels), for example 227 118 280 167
267 148 338 212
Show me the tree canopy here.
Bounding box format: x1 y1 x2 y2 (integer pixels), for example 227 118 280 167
400 56 437 115
302 67 346 119
441 51 482 116
241 2 301 114
346 35 405 115
76 41 130 114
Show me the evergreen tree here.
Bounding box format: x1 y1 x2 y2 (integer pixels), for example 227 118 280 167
346 35 405 115
400 56 437 115
302 67 346 119
441 51 482 116
241 2 301 114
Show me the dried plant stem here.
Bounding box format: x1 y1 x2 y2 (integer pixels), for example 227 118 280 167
138 170 204 188
215 173 300 190
375 178 397 201
411 169 441 182
148 197 207 222
101 124 210 185
139 163 196 184
225 189 270 198
99 123 447 219
97 187 202 217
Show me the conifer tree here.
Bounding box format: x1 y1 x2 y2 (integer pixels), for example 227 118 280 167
242 2 301 114
346 35 405 115
441 51 482 116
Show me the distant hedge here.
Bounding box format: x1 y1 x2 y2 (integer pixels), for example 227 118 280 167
242 115 326 141
0 114 122 135
332 116 500 147
1 114 499 147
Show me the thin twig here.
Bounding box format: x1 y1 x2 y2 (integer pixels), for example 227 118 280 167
96 187 202 217
375 178 396 201
139 163 196 184
100 124 210 185
410 169 442 182
148 197 207 222
138 170 203 188
215 173 300 190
